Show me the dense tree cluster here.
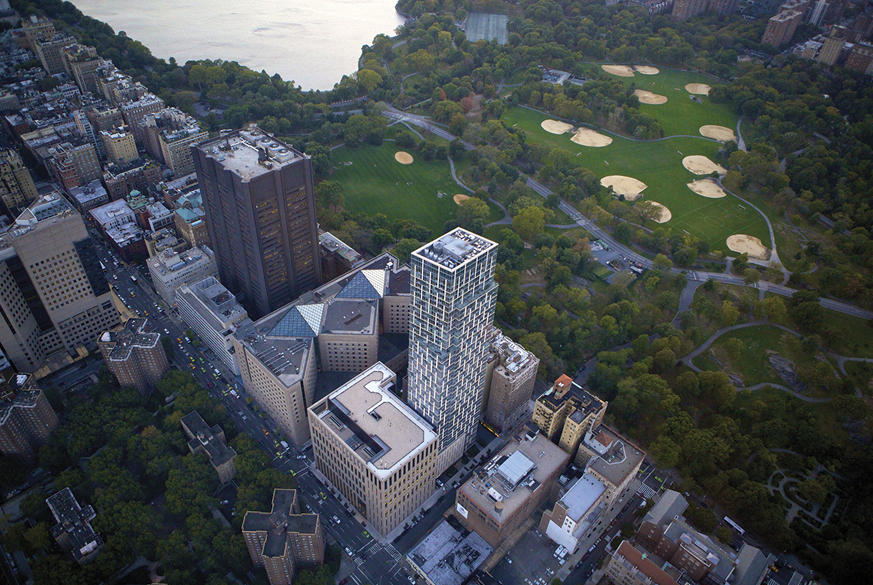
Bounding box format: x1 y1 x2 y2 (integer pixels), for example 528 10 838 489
13 370 297 585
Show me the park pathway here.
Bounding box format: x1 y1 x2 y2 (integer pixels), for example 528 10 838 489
671 280 705 325
679 321 837 402
447 157 473 193
735 116 746 152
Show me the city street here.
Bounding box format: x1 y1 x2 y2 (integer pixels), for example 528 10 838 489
84 238 418 585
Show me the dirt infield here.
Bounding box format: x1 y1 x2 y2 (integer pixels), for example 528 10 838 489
570 127 613 147
699 125 736 142
634 89 668 105
682 155 726 176
601 175 648 200
394 151 413 164
602 64 635 77
687 178 727 198
453 194 470 205
541 119 574 135
727 234 770 260
685 83 711 96
634 65 660 75
649 201 672 223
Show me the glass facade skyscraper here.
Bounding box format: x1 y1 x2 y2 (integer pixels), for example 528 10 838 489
407 228 498 472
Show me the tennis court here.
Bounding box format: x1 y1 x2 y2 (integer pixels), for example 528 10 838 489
465 12 508 45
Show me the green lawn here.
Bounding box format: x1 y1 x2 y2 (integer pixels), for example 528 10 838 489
332 144 466 235
692 325 827 392
600 66 738 137
503 106 770 253
820 309 873 358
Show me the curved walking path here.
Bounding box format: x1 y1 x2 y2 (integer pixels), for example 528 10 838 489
682 321 799 363
680 321 837 402
833 354 873 375
736 116 746 152
681 321 873 401
447 157 473 193
672 280 705 325
716 179 789 283
485 198 512 227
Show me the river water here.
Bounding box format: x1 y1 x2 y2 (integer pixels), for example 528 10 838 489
71 0 404 90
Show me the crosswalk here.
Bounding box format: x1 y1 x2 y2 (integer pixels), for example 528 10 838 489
358 541 404 564
637 483 657 500
385 544 403 563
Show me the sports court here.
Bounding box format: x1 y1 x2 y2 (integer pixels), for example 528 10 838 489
465 13 508 45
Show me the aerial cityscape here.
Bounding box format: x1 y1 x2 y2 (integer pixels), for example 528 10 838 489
0 0 871 585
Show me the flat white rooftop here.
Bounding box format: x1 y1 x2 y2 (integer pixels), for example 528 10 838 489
316 362 436 479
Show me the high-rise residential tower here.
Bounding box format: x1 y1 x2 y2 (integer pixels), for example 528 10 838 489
407 229 498 473
193 125 322 319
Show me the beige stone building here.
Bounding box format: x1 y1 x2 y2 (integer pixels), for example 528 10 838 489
818 35 846 66
120 94 165 146
0 148 38 215
762 10 803 47
575 425 645 502
142 108 207 176
181 410 237 484
147 245 217 305
482 327 539 434
0 192 119 372
174 206 210 249
316 299 379 372
532 374 576 441
101 127 138 164
33 31 76 75
98 318 169 394
62 44 103 95
532 375 607 453
606 541 680 585
242 489 325 585
21 16 55 52
309 363 438 536
455 426 568 547
233 255 410 446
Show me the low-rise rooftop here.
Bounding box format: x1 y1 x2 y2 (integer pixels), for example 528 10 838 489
311 363 436 478
148 245 214 277
0 374 43 426
613 540 679 585
460 431 569 523
46 487 103 563
562 472 607 523
68 179 107 208
319 231 363 267
407 521 492 585
643 490 688 527
90 199 133 227
181 410 237 467
320 299 377 335
583 425 645 488
662 518 736 581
